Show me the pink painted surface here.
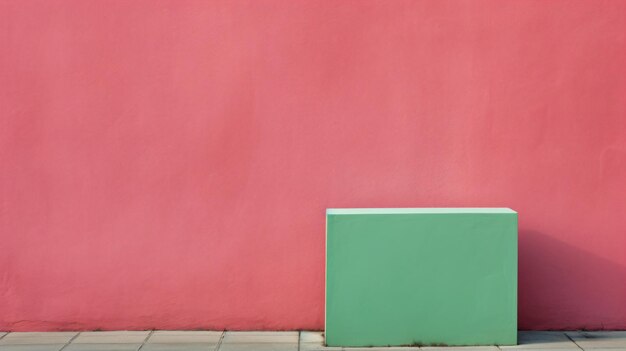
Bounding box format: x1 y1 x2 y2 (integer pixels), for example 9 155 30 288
1 0 625 331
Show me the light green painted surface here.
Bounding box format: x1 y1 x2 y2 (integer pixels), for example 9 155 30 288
327 208 517 215
325 208 517 347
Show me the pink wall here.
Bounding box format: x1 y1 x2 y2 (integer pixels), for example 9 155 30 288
1 0 625 331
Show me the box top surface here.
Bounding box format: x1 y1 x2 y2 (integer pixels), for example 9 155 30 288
326 208 516 215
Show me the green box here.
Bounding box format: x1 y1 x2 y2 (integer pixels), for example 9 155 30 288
325 208 517 347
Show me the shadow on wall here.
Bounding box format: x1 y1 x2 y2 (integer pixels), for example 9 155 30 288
519 230 626 330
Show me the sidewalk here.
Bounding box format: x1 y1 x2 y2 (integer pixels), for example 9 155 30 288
1 331 625 351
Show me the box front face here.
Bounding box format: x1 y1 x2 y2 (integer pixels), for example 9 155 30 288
325 211 517 347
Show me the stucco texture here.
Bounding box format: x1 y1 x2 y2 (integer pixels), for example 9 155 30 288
1 0 625 331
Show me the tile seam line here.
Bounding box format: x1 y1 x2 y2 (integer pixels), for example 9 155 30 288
137 330 155 351
0 332 7 341
214 330 225 351
564 332 584 351
58 331 80 351
297 330 301 351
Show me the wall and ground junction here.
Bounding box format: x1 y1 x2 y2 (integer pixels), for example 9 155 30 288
1 0 625 331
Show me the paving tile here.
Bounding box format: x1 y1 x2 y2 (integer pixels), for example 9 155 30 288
150 332 222 336
341 348 420 350
64 344 141 351
222 332 297 344
499 332 578 349
224 332 298 337
147 331 221 344
300 332 324 344
298 343 340 351
141 344 216 351
0 333 77 345
1 334 76 338
433 347 500 350
76 332 149 337
218 343 297 351
72 332 149 344
566 331 626 349
0 345 66 351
